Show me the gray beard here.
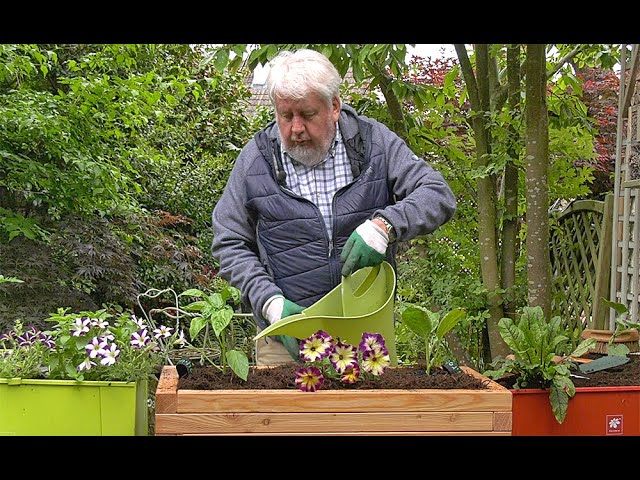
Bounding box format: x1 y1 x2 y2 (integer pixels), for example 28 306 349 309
286 145 327 167
280 124 336 167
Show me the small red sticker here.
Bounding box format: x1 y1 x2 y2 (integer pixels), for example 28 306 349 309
606 415 623 435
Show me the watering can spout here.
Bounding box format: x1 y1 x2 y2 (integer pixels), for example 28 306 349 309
253 262 397 365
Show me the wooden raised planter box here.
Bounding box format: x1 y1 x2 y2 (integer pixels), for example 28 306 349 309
154 365 512 436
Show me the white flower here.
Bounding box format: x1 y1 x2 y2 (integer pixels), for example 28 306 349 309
100 343 120 366
90 318 109 329
71 317 91 337
77 358 96 371
153 325 174 339
131 315 146 329
86 336 108 359
131 329 150 348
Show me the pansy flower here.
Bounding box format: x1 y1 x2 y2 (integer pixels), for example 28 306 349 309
131 315 146 329
86 336 108 358
299 330 334 362
100 332 115 342
131 329 150 348
340 364 361 384
153 325 174 339
173 329 186 348
359 332 386 353
38 332 55 349
329 340 357 373
77 358 96 371
90 318 109 329
295 366 324 392
0 331 15 343
361 346 391 376
16 328 39 347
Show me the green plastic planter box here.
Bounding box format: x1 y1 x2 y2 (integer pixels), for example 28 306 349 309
0 377 148 436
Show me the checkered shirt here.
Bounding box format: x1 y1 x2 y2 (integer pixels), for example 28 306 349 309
282 130 352 239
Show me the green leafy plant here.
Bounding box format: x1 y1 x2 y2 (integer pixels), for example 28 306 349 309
0 308 167 382
180 287 250 381
137 284 252 381
400 305 466 374
483 305 596 424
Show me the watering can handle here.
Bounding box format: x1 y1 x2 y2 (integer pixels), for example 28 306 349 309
341 263 381 302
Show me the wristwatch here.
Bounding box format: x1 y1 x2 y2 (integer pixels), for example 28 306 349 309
374 215 396 243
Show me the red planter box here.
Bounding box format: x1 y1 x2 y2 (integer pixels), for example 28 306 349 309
512 386 640 436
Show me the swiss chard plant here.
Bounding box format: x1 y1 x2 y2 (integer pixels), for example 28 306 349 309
483 305 596 424
400 304 466 375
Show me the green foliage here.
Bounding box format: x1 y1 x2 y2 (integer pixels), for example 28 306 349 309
181 287 249 380
0 44 250 313
0 211 215 331
0 87 141 223
548 126 596 199
130 211 217 295
0 208 49 242
395 235 499 370
400 304 466 375
483 306 596 423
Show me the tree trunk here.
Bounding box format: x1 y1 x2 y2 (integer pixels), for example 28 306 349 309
524 44 552 318
500 44 521 320
455 44 509 362
377 73 409 141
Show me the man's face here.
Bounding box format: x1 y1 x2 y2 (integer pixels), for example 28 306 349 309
275 92 341 167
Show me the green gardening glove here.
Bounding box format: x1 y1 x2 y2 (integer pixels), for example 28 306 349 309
262 297 305 362
340 219 388 277
277 334 303 362
282 298 304 318
263 296 304 325
278 299 304 362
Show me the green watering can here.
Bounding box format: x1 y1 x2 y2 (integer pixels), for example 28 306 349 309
254 261 397 366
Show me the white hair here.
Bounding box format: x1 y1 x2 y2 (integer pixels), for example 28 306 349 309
266 49 342 107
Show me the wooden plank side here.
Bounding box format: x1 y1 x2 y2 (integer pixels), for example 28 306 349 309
176 388 511 414
493 411 512 432
155 366 179 414
155 411 499 435
173 366 510 414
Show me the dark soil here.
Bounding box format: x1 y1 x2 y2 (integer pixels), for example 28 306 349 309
178 363 489 390
494 353 640 389
179 353 640 391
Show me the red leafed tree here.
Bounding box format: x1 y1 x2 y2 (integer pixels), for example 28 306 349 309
575 67 619 196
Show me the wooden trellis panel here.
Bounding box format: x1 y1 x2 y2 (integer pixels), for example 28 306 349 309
550 196 612 331
610 44 640 327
